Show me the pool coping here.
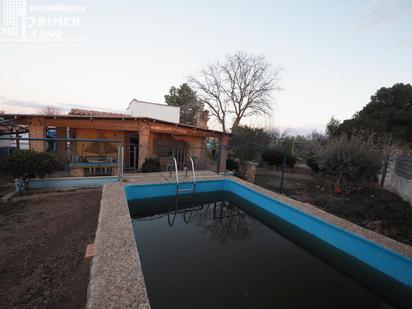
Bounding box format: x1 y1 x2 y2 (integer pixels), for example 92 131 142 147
87 172 412 308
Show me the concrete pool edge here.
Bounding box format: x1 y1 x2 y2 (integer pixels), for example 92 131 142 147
88 172 412 308
86 185 150 309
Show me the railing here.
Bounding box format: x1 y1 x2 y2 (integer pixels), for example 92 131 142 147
170 155 197 195
187 156 197 190
170 156 179 191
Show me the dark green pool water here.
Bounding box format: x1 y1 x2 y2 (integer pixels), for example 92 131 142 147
128 191 394 309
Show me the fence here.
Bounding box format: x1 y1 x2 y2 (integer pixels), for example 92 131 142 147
395 155 412 180
0 137 124 182
0 137 224 183
382 155 412 205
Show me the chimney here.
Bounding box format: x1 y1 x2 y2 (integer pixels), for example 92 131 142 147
194 110 209 129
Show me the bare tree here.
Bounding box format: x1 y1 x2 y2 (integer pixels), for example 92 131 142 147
39 105 61 115
189 51 281 132
265 126 291 146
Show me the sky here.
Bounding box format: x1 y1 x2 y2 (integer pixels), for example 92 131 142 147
0 0 411 134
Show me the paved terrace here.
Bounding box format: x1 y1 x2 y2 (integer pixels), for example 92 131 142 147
87 171 412 308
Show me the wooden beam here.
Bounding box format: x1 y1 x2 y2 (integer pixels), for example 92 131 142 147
44 118 141 131
12 116 226 138
149 123 221 137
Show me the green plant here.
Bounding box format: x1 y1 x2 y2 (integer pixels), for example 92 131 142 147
261 149 281 167
305 154 320 173
35 152 59 177
317 134 383 183
140 156 161 173
0 150 59 184
230 125 271 162
286 153 297 168
261 148 297 168
226 157 239 171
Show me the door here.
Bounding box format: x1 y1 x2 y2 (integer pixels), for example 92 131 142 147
129 137 139 171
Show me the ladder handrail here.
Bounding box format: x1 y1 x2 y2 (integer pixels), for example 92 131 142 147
188 156 196 189
170 156 179 192
171 155 196 195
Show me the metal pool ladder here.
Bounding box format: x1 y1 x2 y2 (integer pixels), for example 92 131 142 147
170 156 197 195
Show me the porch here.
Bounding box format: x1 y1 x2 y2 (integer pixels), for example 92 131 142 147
2 113 230 177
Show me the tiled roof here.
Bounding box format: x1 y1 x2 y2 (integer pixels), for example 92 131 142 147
68 108 129 117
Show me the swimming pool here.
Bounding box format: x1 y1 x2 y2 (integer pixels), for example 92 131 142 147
125 179 412 308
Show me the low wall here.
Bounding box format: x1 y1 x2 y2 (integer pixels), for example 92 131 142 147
384 156 412 206
30 176 118 189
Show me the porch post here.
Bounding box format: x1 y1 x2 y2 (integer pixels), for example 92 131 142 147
138 122 151 170
28 122 46 152
56 127 67 160
218 135 230 174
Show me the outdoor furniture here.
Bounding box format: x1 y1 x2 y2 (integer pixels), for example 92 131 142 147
69 156 117 177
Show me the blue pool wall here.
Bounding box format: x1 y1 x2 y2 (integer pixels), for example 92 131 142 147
124 179 412 289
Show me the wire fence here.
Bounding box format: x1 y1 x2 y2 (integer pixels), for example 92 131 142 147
0 136 125 181
0 137 225 181
1 135 293 194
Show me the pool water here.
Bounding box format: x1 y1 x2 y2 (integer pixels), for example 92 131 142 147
128 191 394 309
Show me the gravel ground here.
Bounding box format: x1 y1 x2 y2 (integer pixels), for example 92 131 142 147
0 188 101 308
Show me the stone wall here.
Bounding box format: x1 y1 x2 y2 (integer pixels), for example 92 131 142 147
138 123 151 169
245 161 258 183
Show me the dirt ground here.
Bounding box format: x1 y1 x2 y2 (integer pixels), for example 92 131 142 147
255 168 412 246
0 188 101 308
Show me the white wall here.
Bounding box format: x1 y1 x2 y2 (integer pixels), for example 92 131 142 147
0 135 11 147
0 133 29 149
127 100 180 123
382 157 412 206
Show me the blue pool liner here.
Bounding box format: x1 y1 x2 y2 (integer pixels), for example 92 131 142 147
124 179 412 288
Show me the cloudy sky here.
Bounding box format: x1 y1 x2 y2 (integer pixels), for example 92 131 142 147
0 0 411 134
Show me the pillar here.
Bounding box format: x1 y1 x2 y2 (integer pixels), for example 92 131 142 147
218 135 230 173
138 122 151 170
28 124 46 152
245 161 258 183
56 127 67 161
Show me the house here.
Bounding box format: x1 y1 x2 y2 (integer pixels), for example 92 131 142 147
1 106 229 177
126 99 180 123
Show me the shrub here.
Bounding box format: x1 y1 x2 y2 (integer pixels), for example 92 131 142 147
226 157 239 171
306 154 320 173
35 152 59 177
140 156 161 173
230 125 271 162
286 153 297 168
261 149 297 168
0 150 59 180
316 134 383 182
261 149 281 167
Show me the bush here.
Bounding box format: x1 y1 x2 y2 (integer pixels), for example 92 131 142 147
316 134 383 182
0 150 59 179
261 149 297 168
286 154 297 168
226 157 239 171
305 154 320 173
35 152 59 177
140 156 161 173
230 125 271 162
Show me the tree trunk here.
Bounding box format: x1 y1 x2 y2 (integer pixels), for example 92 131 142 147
231 117 241 131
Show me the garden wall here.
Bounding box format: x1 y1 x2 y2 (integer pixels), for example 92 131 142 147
383 155 412 206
